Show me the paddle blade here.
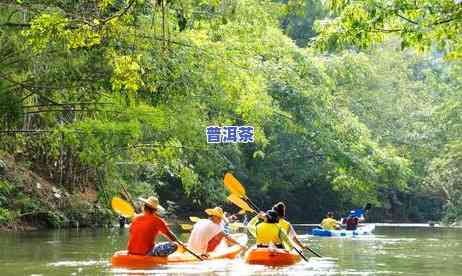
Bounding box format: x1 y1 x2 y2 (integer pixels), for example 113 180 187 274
180 224 193 231
189 216 201 223
227 194 255 213
112 197 135 218
224 172 246 197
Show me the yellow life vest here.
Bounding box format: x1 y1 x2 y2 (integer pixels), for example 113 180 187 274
278 218 291 233
255 222 281 245
277 218 293 250
321 218 338 230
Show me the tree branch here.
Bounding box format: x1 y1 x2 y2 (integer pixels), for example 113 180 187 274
0 129 53 133
24 109 106 114
22 102 113 108
100 0 137 24
371 28 402 33
433 15 461 26
395 12 418 25
0 22 31 28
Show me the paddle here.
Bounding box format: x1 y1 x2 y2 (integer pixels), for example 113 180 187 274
223 173 260 211
110 197 203 261
180 223 193 231
119 182 139 213
179 215 203 231
176 240 204 261
179 216 201 232
224 173 247 196
347 203 373 219
227 194 254 213
189 216 201 223
112 197 135 218
227 194 254 214
224 175 321 259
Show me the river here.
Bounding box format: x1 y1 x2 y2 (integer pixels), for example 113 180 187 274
1 225 461 275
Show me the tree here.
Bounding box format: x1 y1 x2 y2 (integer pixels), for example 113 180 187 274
315 0 462 58
426 142 462 224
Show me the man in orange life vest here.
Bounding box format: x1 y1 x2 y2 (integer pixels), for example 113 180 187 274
127 196 181 256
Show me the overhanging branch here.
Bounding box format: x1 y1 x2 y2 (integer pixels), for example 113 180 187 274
395 12 418 25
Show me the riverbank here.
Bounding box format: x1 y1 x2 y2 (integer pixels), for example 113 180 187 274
1 152 459 232
0 153 209 232
0 154 112 231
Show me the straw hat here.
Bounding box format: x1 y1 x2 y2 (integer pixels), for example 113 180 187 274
139 196 165 211
205 207 225 219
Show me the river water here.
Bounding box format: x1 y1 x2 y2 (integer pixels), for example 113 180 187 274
1 225 461 275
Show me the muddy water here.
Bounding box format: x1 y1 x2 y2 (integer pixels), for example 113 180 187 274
0 225 461 275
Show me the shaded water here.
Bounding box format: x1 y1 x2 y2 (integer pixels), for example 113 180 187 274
1 225 461 275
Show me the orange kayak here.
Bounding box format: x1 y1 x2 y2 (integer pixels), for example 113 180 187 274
244 247 301 266
112 233 247 269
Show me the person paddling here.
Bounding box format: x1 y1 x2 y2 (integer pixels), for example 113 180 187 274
248 210 285 248
341 203 371 230
188 207 246 257
342 210 364 230
347 203 371 222
320 212 340 230
127 196 181 256
272 202 306 250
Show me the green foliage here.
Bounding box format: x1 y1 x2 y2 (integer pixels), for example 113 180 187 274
315 0 462 58
0 87 23 129
0 207 13 224
15 193 41 213
110 53 144 93
44 211 65 228
179 166 199 197
22 12 71 53
0 180 13 207
281 0 328 47
426 141 462 223
1 0 459 225
313 0 462 221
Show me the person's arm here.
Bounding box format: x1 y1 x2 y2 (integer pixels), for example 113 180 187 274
157 217 180 243
223 232 247 250
335 220 342 229
164 228 179 242
129 216 137 233
247 214 263 237
288 225 305 249
356 217 365 227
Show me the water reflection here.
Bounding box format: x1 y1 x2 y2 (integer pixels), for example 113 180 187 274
109 258 338 276
0 225 461 275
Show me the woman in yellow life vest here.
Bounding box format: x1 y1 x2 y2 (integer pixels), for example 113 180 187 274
272 202 306 250
248 210 284 248
320 212 340 230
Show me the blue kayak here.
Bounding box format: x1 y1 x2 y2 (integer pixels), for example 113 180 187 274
312 224 375 237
